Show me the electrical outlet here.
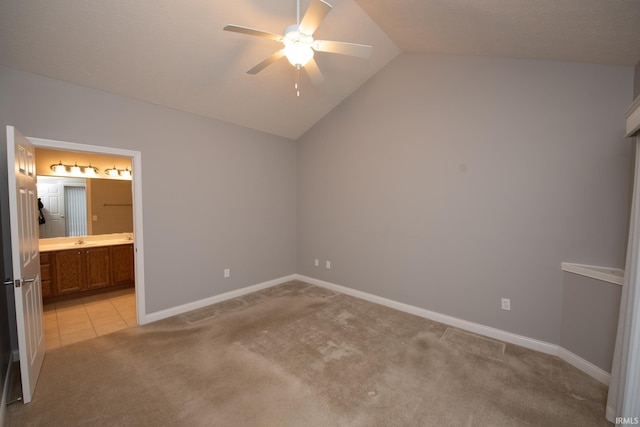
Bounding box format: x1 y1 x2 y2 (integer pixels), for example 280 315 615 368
314 259 319 267
501 298 511 311
326 261 331 269
224 268 230 278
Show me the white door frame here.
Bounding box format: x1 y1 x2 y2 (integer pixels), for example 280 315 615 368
28 136 147 325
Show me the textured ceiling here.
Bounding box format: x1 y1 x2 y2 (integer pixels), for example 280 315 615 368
355 0 640 66
0 0 400 140
0 0 639 140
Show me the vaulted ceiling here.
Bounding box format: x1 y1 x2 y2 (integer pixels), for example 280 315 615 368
1 0 639 140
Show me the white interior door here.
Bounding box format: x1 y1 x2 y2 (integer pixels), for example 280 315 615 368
36 177 66 238
6 126 45 403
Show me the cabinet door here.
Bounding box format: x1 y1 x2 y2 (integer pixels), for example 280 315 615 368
55 250 84 295
111 244 135 286
39 252 55 298
85 247 111 290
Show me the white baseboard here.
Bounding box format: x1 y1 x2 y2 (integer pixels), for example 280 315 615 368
140 273 610 385
141 275 297 324
296 274 557 354
557 347 611 385
295 274 611 384
0 351 14 426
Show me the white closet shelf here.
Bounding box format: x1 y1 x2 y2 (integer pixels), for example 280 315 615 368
561 262 624 286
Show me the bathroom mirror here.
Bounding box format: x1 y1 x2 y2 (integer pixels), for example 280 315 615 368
37 176 133 239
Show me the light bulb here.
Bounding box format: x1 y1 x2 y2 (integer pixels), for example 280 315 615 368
283 43 314 67
53 162 66 174
120 168 131 178
282 29 314 67
107 167 119 177
71 163 81 174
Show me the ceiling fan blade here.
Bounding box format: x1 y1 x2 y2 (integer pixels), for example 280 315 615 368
304 58 324 85
298 0 332 36
223 25 282 42
247 50 285 74
313 40 373 58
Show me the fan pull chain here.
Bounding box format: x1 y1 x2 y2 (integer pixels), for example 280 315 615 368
295 64 301 97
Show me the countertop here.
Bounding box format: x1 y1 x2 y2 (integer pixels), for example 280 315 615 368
39 233 134 252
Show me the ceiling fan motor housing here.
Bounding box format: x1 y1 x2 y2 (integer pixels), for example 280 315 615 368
222 0 372 85
283 24 315 66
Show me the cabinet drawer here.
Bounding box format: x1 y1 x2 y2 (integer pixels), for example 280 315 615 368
40 252 50 264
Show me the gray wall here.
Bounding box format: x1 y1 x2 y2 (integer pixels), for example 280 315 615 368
634 58 640 99
297 53 633 344
0 53 634 354
0 66 297 314
560 273 621 371
0 207 12 419
0 116 19 357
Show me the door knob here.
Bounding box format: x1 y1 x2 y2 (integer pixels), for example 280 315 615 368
16 277 35 288
22 278 36 283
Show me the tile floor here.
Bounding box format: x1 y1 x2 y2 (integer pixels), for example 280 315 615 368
44 288 136 350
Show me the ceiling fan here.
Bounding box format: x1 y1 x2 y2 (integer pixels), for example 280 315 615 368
223 0 373 96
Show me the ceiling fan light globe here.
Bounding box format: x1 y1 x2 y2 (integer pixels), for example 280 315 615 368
283 43 314 67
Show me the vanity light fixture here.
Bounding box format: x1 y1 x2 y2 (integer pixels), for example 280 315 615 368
84 164 97 177
105 166 133 179
53 161 66 174
50 161 99 176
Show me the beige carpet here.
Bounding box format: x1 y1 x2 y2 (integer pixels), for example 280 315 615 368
7 281 611 426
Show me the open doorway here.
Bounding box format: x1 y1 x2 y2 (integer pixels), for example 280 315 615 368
35 148 138 348
27 136 146 348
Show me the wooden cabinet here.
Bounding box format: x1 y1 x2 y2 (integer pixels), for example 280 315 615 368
111 244 135 286
85 247 111 290
54 247 111 294
55 249 84 295
39 252 54 299
41 243 133 300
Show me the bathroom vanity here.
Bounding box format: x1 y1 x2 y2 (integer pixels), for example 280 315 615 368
39 234 135 300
